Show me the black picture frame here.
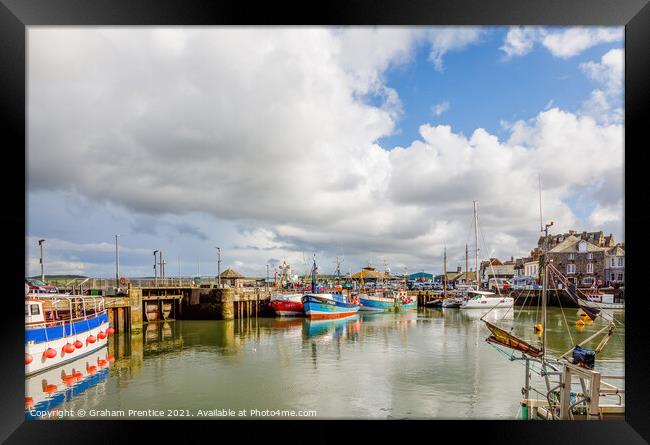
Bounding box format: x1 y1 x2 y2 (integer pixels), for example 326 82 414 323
2 0 648 443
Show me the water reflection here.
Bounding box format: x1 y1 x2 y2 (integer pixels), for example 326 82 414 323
25 308 624 419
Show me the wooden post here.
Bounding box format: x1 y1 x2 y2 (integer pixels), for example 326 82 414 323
560 365 572 420
588 372 601 420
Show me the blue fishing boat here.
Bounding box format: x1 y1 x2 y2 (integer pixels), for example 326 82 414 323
359 289 416 311
301 256 360 319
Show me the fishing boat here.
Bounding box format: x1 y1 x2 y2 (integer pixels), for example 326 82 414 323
480 187 624 420
580 291 624 309
359 262 415 311
442 297 462 308
268 293 305 316
302 256 360 319
25 293 113 376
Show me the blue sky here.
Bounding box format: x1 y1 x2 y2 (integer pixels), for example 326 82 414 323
27 27 624 278
377 28 622 148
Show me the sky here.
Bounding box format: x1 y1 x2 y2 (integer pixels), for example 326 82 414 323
26 26 624 278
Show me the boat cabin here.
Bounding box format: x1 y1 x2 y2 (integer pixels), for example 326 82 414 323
25 299 45 324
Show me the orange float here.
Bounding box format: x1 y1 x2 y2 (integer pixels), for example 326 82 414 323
106 327 115 336
25 353 33 365
43 348 57 359
74 340 83 349
63 343 75 354
86 335 96 344
97 331 107 340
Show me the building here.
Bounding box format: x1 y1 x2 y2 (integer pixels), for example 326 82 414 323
409 272 434 282
219 268 246 288
436 266 477 286
351 266 387 282
538 230 616 251
604 244 625 286
524 259 539 280
546 235 606 287
480 258 514 284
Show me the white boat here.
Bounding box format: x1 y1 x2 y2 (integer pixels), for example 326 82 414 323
25 293 113 376
25 345 113 417
459 290 514 309
581 292 625 309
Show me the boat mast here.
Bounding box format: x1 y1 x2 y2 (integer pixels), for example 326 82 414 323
443 245 447 293
474 201 480 289
311 254 318 293
465 243 469 287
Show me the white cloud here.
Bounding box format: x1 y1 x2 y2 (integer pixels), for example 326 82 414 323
500 27 623 60
542 28 623 59
27 28 624 276
425 27 484 71
431 101 450 116
579 49 624 124
580 48 624 95
500 27 541 59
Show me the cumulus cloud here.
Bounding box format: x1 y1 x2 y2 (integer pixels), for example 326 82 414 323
500 26 623 59
27 27 624 276
579 49 624 124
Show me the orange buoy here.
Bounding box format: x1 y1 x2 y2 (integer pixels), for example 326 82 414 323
576 319 585 327
73 371 83 380
533 323 543 333
24 396 34 408
106 327 115 336
63 343 75 354
87 335 96 344
44 384 58 394
25 353 33 365
62 373 76 385
107 355 115 364
97 358 107 367
97 331 107 340
86 364 97 375
74 340 83 349
43 348 57 359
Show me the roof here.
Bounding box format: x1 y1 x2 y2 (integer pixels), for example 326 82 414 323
219 268 244 278
606 245 625 256
484 264 515 276
351 267 386 280
548 235 605 253
409 272 433 279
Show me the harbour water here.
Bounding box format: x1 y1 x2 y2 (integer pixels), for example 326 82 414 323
26 307 624 420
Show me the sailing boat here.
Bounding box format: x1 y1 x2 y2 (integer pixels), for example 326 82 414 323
481 183 623 420
460 201 514 309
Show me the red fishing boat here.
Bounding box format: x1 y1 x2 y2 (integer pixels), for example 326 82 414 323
268 293 304 316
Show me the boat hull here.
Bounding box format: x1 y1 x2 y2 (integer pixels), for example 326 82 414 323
359 296 396 312
460 297 514 309
25 313 110 376
268 299 304 316
302 294 359 319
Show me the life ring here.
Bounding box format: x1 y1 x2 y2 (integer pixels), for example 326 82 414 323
119 277 128 285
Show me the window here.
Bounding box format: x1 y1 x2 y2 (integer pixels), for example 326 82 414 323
587 252 593 260
30 304 40 316
566 264 576 274
611 258 616 267
587 263 593 274
618 257 624 267
611 273 615 281
582 277 595 286
568 253 575 260
618 273 623 281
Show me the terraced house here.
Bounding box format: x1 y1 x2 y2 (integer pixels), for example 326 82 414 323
546 235 607 287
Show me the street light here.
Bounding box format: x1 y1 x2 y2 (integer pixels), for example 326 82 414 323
153 250 159 285
115 235 120 289
38 239 46 282
216 247 221 288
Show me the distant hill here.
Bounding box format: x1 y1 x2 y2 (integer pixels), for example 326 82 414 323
28 275 88 280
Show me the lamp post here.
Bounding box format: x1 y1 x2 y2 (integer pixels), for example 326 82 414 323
216 247 221 288
115 235 120 289
38 239 45 282
153 250 159 285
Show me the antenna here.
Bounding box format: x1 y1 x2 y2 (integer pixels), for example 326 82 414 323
539 174 543 233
